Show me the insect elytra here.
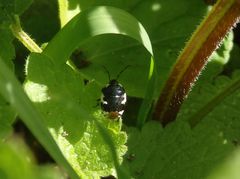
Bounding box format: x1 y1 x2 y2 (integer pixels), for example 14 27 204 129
100 66 129 119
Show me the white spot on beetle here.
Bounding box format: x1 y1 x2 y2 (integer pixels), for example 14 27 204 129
121 93 127 104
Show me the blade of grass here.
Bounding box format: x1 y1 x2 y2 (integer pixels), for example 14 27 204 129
42 6 155 127
43 6 153 64
153 0 240 126
0 57 79 179
137 56 156 128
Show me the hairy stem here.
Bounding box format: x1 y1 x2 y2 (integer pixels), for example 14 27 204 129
10 15 42 53
153 0 240 126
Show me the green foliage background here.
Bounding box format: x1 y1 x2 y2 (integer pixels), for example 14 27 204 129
0 0 240 179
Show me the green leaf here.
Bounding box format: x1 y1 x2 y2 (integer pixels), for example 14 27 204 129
20 0 59 43
14 0 32 15
36 164 67 179
66 0 208 98
0 29 15 69
0 139 65 179
25 53 128 178
199 31 234 81
0 97 16 138
0 0 32 26
0 26 16 139
225 44 240 73
207 148 240 179
175 57 240 179
0 139 35 179
56 0 208 126
0 57 79 179
122 120 234 179
178 70 240 141
210 31 233 65
24 5 155 177
43 6 153 62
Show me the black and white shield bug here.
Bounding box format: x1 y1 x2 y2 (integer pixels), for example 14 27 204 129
100 66 129 119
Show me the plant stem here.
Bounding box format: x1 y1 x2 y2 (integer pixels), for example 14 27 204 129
58 0 68 27
10 15 42 53
58 0 81 28
153 0 240 126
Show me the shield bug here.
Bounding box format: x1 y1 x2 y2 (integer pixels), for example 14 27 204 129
101 66 129 119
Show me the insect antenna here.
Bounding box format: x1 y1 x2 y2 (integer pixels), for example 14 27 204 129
102 65 111 81
116 65 131 80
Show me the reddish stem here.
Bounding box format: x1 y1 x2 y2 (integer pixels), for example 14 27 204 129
153 0 240 126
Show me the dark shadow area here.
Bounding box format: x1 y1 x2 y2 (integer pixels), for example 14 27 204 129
14 0 60 82
13 119 55 164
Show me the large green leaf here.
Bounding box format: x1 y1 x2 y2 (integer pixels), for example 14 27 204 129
0 0 33 140
207 148 240 179
0 139 65 179
0 0 32 26
122 120 234 179
25 6 154 178
0 57 79 179
58 0 208 98
25 53 128 178
171 70 240 178
0 29 15 69
57 1 233 127
56 0 209 127
0 24 16 139
122 68 240 178
0 98 15 139
178 70 240 141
